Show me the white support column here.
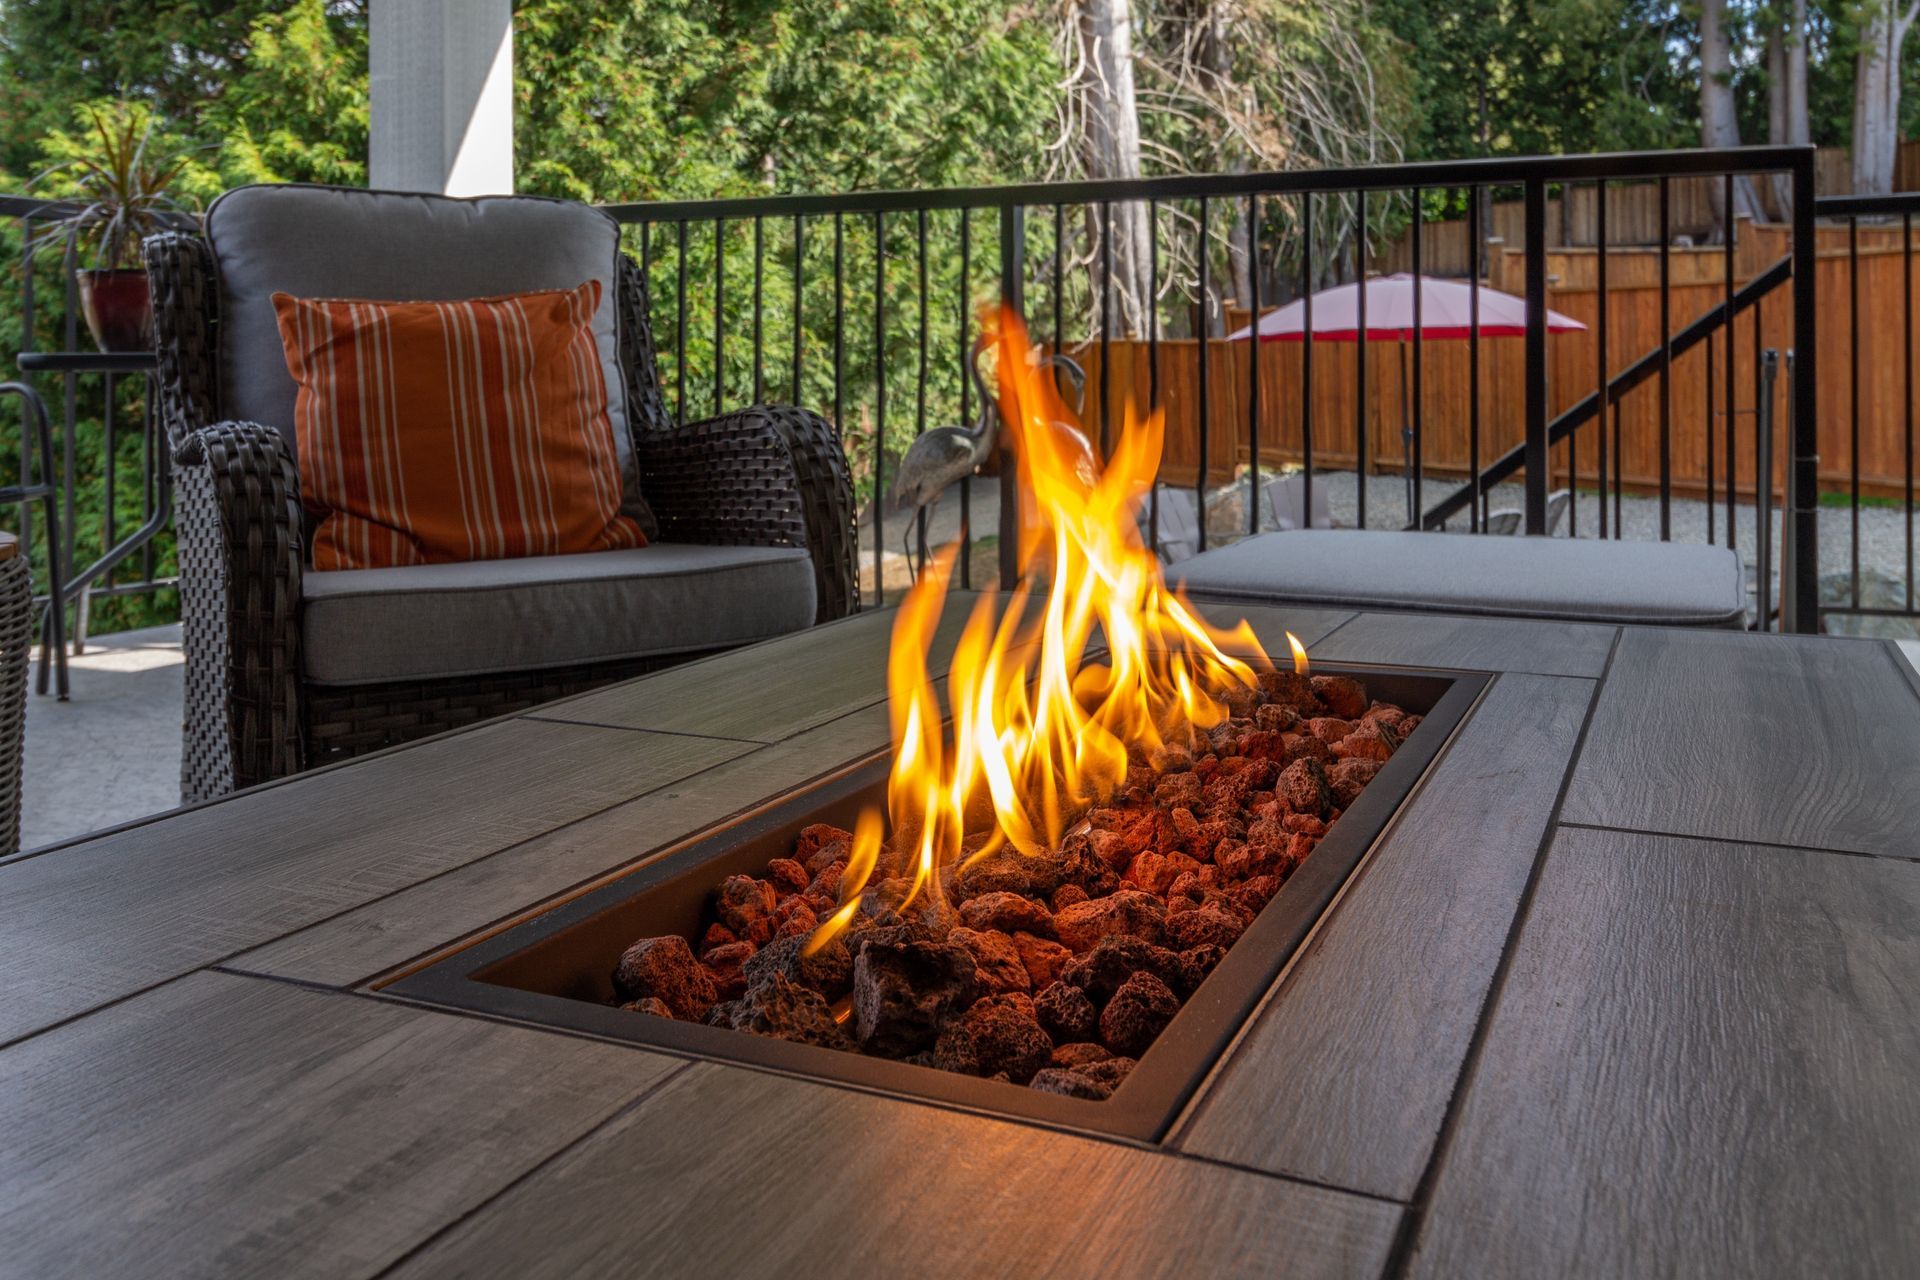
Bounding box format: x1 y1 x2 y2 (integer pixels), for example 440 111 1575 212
369 0 514 195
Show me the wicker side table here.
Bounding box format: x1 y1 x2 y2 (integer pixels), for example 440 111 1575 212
0 533 30 853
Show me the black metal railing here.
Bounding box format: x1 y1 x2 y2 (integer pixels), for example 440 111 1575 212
606 145 1823 632
1807 191 1920 628
1 193 176 659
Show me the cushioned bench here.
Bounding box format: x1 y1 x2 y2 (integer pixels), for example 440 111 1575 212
1171 529 1747 628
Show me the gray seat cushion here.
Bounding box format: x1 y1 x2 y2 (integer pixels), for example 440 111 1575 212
204 183 640 505
300 544 817 686
1172 529 1746 627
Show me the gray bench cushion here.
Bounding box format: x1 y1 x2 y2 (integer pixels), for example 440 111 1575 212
1172 529 1746 628
204 183 639 503
301 544 817 686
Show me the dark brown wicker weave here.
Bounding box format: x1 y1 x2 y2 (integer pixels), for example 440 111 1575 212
0 541 29 854
146 230 858 803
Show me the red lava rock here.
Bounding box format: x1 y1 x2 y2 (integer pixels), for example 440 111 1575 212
1275 758 1334 816
1228 875 1283 915
1087 829 1133 872
958 891 1053 938
1057 836 1122 898
1011 931 1073 988
1053 890 1167 952
766 857 810 894
1177 944 1229 992
1152 771 1205 809
1334 718 1399 762
1281 732 1335 765
1050 883 1090 912
701 940 757 999
612 935 717 1021
706 971 851 1049
1255 702 1301 733
1306 716 1354 745
934 994 1053 1083
1165 867 1220 907
1125 850 1194 896
1311 674 1369 719
1257 670 1319 715
805 861 846 904
851 931 980 1056
796 823 853 868
952 848 1065 902
1050 1041 1113 1069
1221 683 1261 718
950 927 1032 994
620 996 675 1018
1362 702 1409 730
1076 1055 1138 1088
700 922 738 952
714 875 779 945
1029 1067 1113 1100
1326 758 1384 808
743 933 852 998
1282 812 1328 838
1033 980 1099 1042
1150 742 1194 773
1165 901 1252 950
1060 936 1189 1002
1101 971 1181 1056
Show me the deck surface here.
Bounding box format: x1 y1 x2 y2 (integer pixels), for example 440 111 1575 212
4 602 1918 1277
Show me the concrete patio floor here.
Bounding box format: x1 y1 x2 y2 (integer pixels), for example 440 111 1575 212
18 618 1920 855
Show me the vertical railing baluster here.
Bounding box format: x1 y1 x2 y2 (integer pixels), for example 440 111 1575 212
1705 330 1716 545
1908 210 1915 613
1301 193 1315 528
1411 187 1425 525
1197 195 1211 551
1357 191 1368 531
1523 178 1548 534
1723 172 1736 548
1148 199 1162 555
1247 192 1261 537
1468 185 1481 533
873 211 887 605
916 208 930 567
1100 201 1114 456
1658 177 1671 540
833 212 845 438
714 217 726 415
1788 149 1819 633
1850 213 1862 609
999 203 1025 589
752 216 765 405
1052 202 1065 367
958 207 972 590
1595 184 1608 539
791 216 804 403
676 220 689 425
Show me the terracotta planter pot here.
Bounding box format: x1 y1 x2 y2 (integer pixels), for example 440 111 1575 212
76 269 153 353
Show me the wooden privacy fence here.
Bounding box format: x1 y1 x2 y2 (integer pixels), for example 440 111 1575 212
1065 221 1914 507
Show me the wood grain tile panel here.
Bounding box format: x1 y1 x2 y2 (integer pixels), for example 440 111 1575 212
1407 827 1920 1277
1312 611 1616 677
391 1062 1402 1279
0 971 678 1279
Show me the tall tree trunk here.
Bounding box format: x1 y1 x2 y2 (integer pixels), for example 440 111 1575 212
1075 0 1152 336
1700 0 1764 232
1853 1 1919 195
1787 0 1810 147
1767 23 1788 218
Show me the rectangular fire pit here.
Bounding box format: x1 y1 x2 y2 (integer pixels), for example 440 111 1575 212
388 663 1487 1141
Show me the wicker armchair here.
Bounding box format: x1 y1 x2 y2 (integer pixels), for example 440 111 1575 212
146 224 857 803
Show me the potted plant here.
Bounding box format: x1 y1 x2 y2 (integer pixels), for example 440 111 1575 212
32 106 199 353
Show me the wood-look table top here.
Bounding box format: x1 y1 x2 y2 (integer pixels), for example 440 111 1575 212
4 599 1918 1279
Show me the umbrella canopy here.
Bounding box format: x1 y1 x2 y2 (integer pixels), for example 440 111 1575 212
1226 272 1586 343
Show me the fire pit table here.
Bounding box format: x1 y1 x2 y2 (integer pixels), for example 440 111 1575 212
2 602 1917 1277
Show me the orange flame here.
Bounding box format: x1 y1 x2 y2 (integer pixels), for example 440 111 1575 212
810 306 1280 948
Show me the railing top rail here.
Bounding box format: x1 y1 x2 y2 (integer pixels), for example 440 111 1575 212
596 145 1817 224
1814 191 1920 217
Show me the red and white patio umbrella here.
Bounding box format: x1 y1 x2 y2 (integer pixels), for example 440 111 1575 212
1224 272 1586 343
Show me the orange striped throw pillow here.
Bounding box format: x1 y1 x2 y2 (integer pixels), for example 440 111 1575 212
272 281 645 572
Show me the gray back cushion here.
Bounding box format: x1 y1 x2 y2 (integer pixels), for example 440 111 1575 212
204 184 636 492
